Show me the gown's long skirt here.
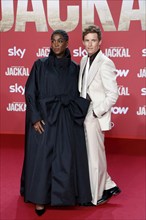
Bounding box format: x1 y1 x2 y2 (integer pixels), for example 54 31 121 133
20 96 92 205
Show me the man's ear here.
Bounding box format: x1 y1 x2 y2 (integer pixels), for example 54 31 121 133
99 40 102 45
66 41 69 48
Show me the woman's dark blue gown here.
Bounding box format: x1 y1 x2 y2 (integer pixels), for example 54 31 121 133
20 49 92 206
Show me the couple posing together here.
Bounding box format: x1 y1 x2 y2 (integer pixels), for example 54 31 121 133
20 25 121 216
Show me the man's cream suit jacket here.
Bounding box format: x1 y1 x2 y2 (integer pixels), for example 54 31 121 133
78 50 119 131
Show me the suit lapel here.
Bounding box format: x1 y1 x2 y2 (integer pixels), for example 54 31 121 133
79 51 104 92
87 51 103 87
78 56 88 92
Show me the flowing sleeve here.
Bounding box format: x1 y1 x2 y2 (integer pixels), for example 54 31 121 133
25 60 42 124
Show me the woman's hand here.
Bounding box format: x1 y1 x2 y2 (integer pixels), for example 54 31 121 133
33 120 45 134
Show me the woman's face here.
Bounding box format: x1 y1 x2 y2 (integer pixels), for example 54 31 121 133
51 34 68 58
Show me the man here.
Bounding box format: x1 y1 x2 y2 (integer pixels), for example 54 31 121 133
20 30 92 216
78 25 121 205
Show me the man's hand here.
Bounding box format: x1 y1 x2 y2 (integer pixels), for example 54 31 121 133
33 120 45 134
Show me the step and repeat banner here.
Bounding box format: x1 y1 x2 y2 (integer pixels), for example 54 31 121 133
0 0 146 139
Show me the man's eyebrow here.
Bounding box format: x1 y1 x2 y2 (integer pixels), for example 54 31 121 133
85 38 97 40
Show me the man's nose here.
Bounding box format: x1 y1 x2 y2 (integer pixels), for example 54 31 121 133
88 41 92 46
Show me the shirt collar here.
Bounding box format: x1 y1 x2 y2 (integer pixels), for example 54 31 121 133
89 49 100 66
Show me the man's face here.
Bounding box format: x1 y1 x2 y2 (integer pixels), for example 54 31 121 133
83 33 101 56
51 34 68 58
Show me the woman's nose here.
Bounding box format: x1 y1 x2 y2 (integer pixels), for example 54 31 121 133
54 41 59 47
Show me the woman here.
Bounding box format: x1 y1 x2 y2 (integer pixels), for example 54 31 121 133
20 30 92 216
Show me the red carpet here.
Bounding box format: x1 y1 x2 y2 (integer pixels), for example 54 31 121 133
0 134 145 220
